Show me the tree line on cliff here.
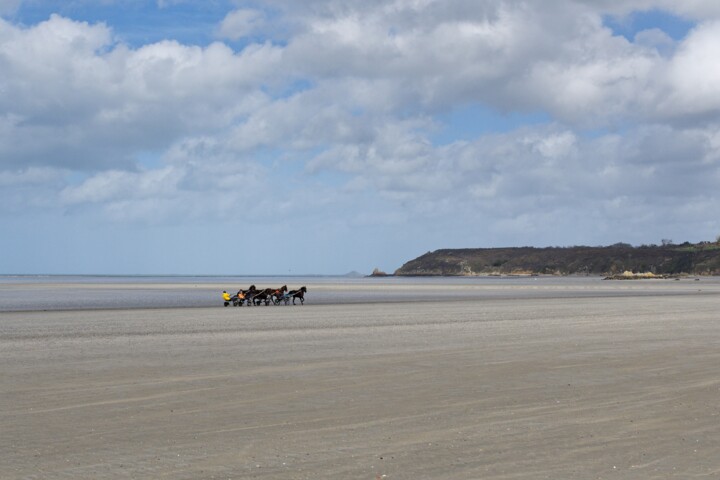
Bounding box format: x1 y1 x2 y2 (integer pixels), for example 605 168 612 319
394 241 720 276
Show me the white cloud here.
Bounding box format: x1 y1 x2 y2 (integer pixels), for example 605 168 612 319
218 9 265 41
0 167 64 187
0 15 283 171
56 135 277 223
2 2 715 176
60 168 177 205
301 119 720 229
266 0 665 127
634 28 675 54
157 0 186 8
3 1 720 254
660 21 720 119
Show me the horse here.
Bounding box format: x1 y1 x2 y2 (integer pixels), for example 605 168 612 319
287 286 307 305
239 285 259 306
251 288 276 306
270 285 288 305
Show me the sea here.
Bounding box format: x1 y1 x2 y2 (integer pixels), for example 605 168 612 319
1 274 716 312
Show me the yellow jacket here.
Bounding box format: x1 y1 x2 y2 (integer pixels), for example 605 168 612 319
222 292 231 301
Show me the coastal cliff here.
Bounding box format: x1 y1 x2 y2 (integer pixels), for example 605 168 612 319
394 242 720 276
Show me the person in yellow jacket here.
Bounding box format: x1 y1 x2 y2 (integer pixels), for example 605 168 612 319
222 290 231 306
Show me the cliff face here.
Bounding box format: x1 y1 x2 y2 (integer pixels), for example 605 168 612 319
394 244 720 276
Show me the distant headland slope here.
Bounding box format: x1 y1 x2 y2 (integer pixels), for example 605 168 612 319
394 242 720 276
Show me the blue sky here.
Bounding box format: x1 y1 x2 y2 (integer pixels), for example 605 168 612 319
9 1 229 45
1 1 720 274
605 9 695 41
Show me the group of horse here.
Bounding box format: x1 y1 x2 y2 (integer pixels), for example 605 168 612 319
223 285 307 307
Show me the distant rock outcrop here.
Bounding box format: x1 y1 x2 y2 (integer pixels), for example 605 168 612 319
394 243 720 276
369 267 389 277
342 271 364 278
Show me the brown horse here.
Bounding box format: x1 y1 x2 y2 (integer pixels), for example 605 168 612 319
252 288 273 306
287 286 307 305
248 285 288 306
270 285 288 305
240 285 259 306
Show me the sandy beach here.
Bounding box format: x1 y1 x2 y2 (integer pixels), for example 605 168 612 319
2 280 720 479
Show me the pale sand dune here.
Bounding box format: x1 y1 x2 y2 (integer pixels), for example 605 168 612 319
2 288 720 479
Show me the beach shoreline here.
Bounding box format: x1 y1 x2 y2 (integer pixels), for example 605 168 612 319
1 275 718 312
2 281 720 478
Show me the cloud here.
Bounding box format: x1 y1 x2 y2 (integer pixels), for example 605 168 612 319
218 9 265 41
301 119 720 231
0 167 69 213
254 0 720 130
634 28 675 55
2 3 715 176
268 0 664 127
3 1 720 256
56 135 275 223
659 21 720 119
157 0 187 8
0 15 282 172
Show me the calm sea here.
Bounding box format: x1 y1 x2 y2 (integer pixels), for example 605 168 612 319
1 274 716 312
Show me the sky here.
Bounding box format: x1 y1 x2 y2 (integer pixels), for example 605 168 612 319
1 0 719 275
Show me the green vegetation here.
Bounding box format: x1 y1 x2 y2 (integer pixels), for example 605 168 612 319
394 241 720 276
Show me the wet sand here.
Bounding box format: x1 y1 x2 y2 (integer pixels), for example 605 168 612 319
2 284 720 479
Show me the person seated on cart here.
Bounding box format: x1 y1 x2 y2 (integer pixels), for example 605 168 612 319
222 291 232 306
